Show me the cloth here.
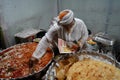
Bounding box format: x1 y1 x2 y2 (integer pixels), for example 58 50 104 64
58 9 74 25
32 36 49 59
32 18 88 59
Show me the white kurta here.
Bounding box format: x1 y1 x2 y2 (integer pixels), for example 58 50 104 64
33 18 88 59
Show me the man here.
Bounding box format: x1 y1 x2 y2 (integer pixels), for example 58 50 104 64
29 9 88 67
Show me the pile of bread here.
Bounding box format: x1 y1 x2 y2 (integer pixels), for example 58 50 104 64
55 56 120 80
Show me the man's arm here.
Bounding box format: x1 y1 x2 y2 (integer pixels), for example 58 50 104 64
32 36 50 59
33 23 60 59
78 21 88 48
29 23 60 68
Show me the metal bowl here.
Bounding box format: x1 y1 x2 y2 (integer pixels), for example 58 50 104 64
45 50 120 80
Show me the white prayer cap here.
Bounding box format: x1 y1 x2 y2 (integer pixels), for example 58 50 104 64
58 9 74 25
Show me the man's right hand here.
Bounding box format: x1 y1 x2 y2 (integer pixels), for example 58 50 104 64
29 57 39 68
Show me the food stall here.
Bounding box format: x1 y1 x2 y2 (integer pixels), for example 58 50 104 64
0 0 120 80
0 32 120 80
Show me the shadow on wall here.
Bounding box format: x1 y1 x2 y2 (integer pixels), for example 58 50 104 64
113 41 120 62
0 27 6 49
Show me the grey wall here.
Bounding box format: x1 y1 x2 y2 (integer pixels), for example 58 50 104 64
60 0 120 41
0 0 58 47
1 0 120 47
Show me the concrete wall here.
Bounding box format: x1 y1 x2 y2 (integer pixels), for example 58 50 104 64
0 0 57 47
1 0 120 47
60 0 120 41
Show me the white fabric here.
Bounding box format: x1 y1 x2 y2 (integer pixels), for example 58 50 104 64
59 9 74 25
32 36 49 59
32 18 88 59
32 23 60 59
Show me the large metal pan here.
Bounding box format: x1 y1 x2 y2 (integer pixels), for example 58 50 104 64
0 42 54 80
45 50 120 80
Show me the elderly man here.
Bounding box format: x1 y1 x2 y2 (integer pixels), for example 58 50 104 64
29 9 88 67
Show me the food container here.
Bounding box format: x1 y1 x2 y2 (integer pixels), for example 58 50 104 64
45 50 120 80
0 42 54 80
14 28 41 44
58 38 78 54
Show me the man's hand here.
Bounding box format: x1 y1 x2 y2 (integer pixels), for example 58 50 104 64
71 44 80 52
29 57 39 68
66 41 80 53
